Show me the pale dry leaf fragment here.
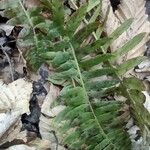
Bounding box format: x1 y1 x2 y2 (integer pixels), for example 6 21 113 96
0 79 32 141
49 105 66 118
7 79 32 113
6 144 36 150
39 115 66 150
0 112 20 141
1 127 36 146
41 84 61 117
28 138 51 150
39 84 66 150
128 125 141 141
0 24 14 36
6 138 58 150
135 59 150 73
39 115 53 140
0 120 21 144
25 0 41 9
142 91 150 113
126 118 144 149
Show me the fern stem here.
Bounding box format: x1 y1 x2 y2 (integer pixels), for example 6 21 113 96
18 0 39 50
69 42 117 149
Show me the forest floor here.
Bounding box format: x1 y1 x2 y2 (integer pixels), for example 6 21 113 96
0 0 150 150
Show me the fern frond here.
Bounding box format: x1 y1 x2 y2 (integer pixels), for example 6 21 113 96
39 3 131 149
40 1 149 148
56 86 130 150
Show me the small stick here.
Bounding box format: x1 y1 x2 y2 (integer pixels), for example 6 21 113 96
17 48 27 65
50 130 58 150
1 48 14 81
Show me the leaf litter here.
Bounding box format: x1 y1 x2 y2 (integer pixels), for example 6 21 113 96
0 16 65 147
0 0 150 149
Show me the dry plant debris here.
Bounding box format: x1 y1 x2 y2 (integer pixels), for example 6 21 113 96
0 79 32 144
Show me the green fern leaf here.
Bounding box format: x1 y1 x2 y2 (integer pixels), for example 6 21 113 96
51 0 64 34
74 22 100 44
123 77 145 91
112 33 146 60
66 4 87 36
110 18 133 40
117 56 146 76
78 37 112 53
83 67 115 79
103 18 133 51
86 80 119 90
81 53 115 68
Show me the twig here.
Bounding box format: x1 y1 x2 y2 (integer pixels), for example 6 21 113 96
17 48 27 65
50 130 59 150
1 47 14 81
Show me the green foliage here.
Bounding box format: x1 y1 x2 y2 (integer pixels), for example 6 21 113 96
1 0 150 149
